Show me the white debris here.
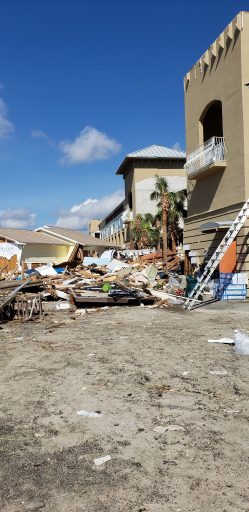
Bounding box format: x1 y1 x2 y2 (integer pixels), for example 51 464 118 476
209 370 228 376
153 426 167 434
35 264 57 277
56 302 70 310
234 330 249 355
77 410 102 418
94 455 112 466
166 424 184 431
208 338 234 344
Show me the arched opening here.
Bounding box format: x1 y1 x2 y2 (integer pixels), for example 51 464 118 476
200 100 223 143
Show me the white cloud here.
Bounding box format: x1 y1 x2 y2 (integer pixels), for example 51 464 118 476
56 189 124 229
0 98 14 139
31 129 55 147
0 209 36 229
173 141 182 151
59 126 121 165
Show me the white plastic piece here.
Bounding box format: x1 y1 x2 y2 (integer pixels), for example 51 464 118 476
234 330 249 355
209 370 228 376
94 455 112 466
77 410 102 418
56 302 70 310
208 338 234 344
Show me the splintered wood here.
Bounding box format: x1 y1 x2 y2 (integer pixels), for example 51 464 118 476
141 249 180 270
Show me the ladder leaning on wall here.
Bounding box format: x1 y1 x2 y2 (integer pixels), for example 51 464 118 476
185 199 249 311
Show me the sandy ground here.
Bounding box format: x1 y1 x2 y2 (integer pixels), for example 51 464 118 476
0 301 249 512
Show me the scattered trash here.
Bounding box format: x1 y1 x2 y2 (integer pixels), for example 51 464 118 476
234 330 249 355
153 426 167 434
22 499 45 510
208 338 234 344
77 410 102 417
166 424 184 431
0 244 188 323
93 455 112 466
209 370 228 376
56 302 71 310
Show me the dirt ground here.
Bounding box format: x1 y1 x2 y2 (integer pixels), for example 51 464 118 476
0 301 249 512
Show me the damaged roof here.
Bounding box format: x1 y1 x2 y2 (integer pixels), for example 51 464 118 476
0 228 70 245
38 226 115 247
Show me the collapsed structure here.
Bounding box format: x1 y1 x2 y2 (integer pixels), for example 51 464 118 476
0 226 115 273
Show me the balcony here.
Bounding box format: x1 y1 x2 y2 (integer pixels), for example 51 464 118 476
184 137 227 180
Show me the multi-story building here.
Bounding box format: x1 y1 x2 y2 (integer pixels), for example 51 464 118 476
99 144 186 246
183 11 249 274
88 219 101 239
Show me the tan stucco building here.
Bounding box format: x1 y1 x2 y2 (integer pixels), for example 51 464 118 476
183 11 249 274
100 145 186 246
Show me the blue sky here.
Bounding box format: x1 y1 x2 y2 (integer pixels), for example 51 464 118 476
0 0 247 230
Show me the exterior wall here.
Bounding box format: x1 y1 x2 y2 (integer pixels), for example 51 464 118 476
100 162 186 246
100 210 125 246
89 219 100 237
21 244 73 264
0 241 22 272
242 14 249 199
184 13 249 278
124 169 136 213
133 167 186 216
185 16 245 219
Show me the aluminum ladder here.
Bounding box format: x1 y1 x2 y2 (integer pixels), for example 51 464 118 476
185 199 249 310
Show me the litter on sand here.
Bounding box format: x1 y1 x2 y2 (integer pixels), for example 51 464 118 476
77 410 102 418
209 370 228 376
208 330 249 355
153 426 167 434
93 455 112 466
208 338 234 344
234 330 249 355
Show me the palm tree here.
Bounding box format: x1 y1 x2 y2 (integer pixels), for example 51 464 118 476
150 176 170 268
150 176 186 270
167 189 186 251
132 213 161 249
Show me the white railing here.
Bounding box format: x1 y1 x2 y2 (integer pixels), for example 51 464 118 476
184 137 226 179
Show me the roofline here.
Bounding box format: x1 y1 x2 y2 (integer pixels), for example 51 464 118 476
184 11 247 79
99 200 126 228
37 226 114 248
36 226 77 244
0 234 25 245
116 154 186 176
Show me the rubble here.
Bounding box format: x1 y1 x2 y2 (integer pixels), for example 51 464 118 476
0 249 186 323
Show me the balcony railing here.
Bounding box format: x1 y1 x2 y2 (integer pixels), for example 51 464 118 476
184 136 226 179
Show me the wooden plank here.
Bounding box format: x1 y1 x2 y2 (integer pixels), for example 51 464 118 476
0 279 43 291
71 291 154 307
0 280 32 311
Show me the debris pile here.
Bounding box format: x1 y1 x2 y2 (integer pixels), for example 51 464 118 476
0 250 186 322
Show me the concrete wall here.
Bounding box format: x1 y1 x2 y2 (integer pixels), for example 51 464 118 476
184 13 249 277
185 14 246 219
241 14 249 199
131 166 186 217
134 171 187 216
